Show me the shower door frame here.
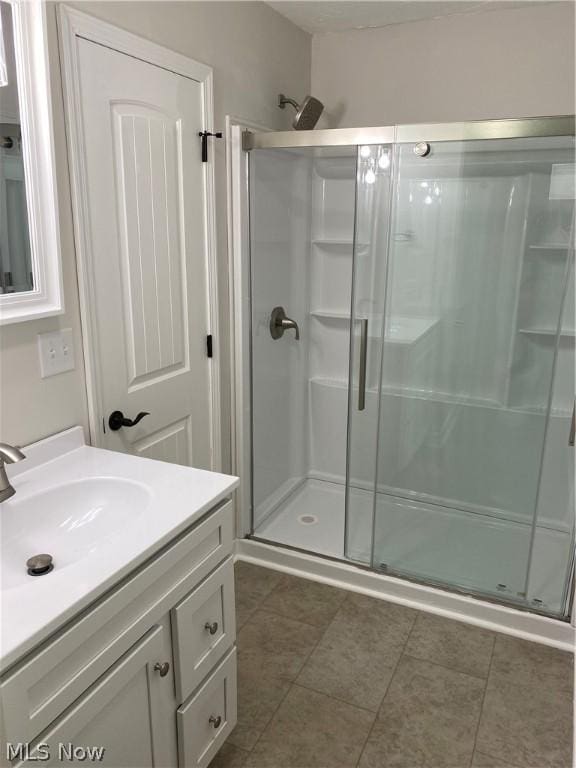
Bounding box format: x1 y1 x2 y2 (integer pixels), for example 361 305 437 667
233 114 576 621
242 116 575 150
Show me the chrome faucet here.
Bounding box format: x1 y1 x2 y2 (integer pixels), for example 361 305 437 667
0 443 26 502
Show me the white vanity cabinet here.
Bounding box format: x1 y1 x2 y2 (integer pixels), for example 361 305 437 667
11 621 179 768
0 498 237 768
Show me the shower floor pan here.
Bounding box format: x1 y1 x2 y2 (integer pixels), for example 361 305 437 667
254 478 571 614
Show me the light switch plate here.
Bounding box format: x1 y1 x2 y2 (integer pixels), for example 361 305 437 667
38 328 75 378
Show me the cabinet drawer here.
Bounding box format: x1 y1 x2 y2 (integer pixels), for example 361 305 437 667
172 557 236 702
1 499 233 745
177 649 237 768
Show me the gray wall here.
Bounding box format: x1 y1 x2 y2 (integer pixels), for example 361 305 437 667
0 1 311 471
312 2 575 128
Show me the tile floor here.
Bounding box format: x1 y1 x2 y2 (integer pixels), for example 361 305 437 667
210 562 574 768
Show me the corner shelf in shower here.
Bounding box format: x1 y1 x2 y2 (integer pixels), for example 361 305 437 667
310 309 438 346
528 243 570 251
310 309 351 320
312 239 369 251
313 157 356 180
310 376 378 393
518 327 576 338
310 311 439 345
309 377 563 418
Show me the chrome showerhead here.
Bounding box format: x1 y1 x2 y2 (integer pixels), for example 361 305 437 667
278 93 324 130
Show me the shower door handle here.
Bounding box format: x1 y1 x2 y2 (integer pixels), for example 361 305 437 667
358 318 368 411
569 403 575 447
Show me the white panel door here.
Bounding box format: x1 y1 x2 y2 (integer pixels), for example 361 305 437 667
76 39 214 469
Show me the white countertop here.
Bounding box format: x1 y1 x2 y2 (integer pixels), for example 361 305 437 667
0 427 238 672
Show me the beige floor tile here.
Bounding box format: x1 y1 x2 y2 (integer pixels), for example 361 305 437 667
297 593 416 710
476 677 572 768
237 609 323 677
261 574 348 628
471 751 521 767
209 742 250 768
230 568 573 768
234 562 283 629
228 610 323 751
404 612 495 678
490 635 573 693
245 685 375 768
358 655 485 768
227 669 291 752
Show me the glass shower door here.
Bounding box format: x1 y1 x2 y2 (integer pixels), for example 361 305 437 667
368 134 574 610
345 143 393 562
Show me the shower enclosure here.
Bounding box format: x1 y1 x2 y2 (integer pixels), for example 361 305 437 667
242 117 575 620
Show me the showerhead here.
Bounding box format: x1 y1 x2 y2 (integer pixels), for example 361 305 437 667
278 93 324 130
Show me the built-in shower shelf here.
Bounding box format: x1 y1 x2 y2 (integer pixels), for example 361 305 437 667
311 375 560 418
312 239 368 251
310 311 381 339
310 376 347 388
311 376 378 393
310 309 350 320
518 327 576 338
314 158 356 180
310 311 438 345
528 243 570 251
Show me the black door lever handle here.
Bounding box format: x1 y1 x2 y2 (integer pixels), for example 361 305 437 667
108 410 150 431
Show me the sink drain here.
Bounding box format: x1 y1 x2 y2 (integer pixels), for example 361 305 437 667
26 554 54 577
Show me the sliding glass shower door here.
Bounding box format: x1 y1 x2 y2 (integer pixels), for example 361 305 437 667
245 119 574 618
344 143 393 562
365 134 574 613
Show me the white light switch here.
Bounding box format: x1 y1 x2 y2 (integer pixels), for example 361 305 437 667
38 328 76 378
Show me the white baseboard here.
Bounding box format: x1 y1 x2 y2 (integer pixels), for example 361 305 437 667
234 538 575 652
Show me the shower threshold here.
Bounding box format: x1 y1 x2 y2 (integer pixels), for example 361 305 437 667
253 478 571 616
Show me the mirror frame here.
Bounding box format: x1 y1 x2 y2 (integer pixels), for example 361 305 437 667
0 0 63 325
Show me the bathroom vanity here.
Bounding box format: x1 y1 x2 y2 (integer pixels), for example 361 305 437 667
0 428 239 767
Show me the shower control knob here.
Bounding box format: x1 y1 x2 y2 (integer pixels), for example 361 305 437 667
413 142 431 157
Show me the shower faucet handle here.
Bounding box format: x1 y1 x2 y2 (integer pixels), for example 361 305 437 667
270 306 300 340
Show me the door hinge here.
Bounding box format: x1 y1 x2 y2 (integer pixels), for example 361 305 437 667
206 334 213 358
198 130 223 163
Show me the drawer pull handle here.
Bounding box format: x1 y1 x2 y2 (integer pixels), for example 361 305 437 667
209 715 222 729
153 662 170 677
205 621 219 635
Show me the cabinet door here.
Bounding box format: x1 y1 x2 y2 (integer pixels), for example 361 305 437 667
14 624 177 768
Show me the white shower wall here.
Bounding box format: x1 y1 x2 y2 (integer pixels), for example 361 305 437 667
307 163 572 528
251 147 358 525
250 149 311 524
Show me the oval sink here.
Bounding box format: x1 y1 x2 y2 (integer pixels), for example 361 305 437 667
1 478 150 590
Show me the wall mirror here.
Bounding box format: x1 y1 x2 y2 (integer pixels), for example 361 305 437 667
0 0 63 324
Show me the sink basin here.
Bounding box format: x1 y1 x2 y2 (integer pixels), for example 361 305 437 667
0 426 239 671
1 478 150 590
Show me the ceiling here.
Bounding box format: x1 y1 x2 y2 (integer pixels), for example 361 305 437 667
267 1 540 34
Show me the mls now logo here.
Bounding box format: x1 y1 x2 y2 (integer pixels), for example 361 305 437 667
6 743 106 762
